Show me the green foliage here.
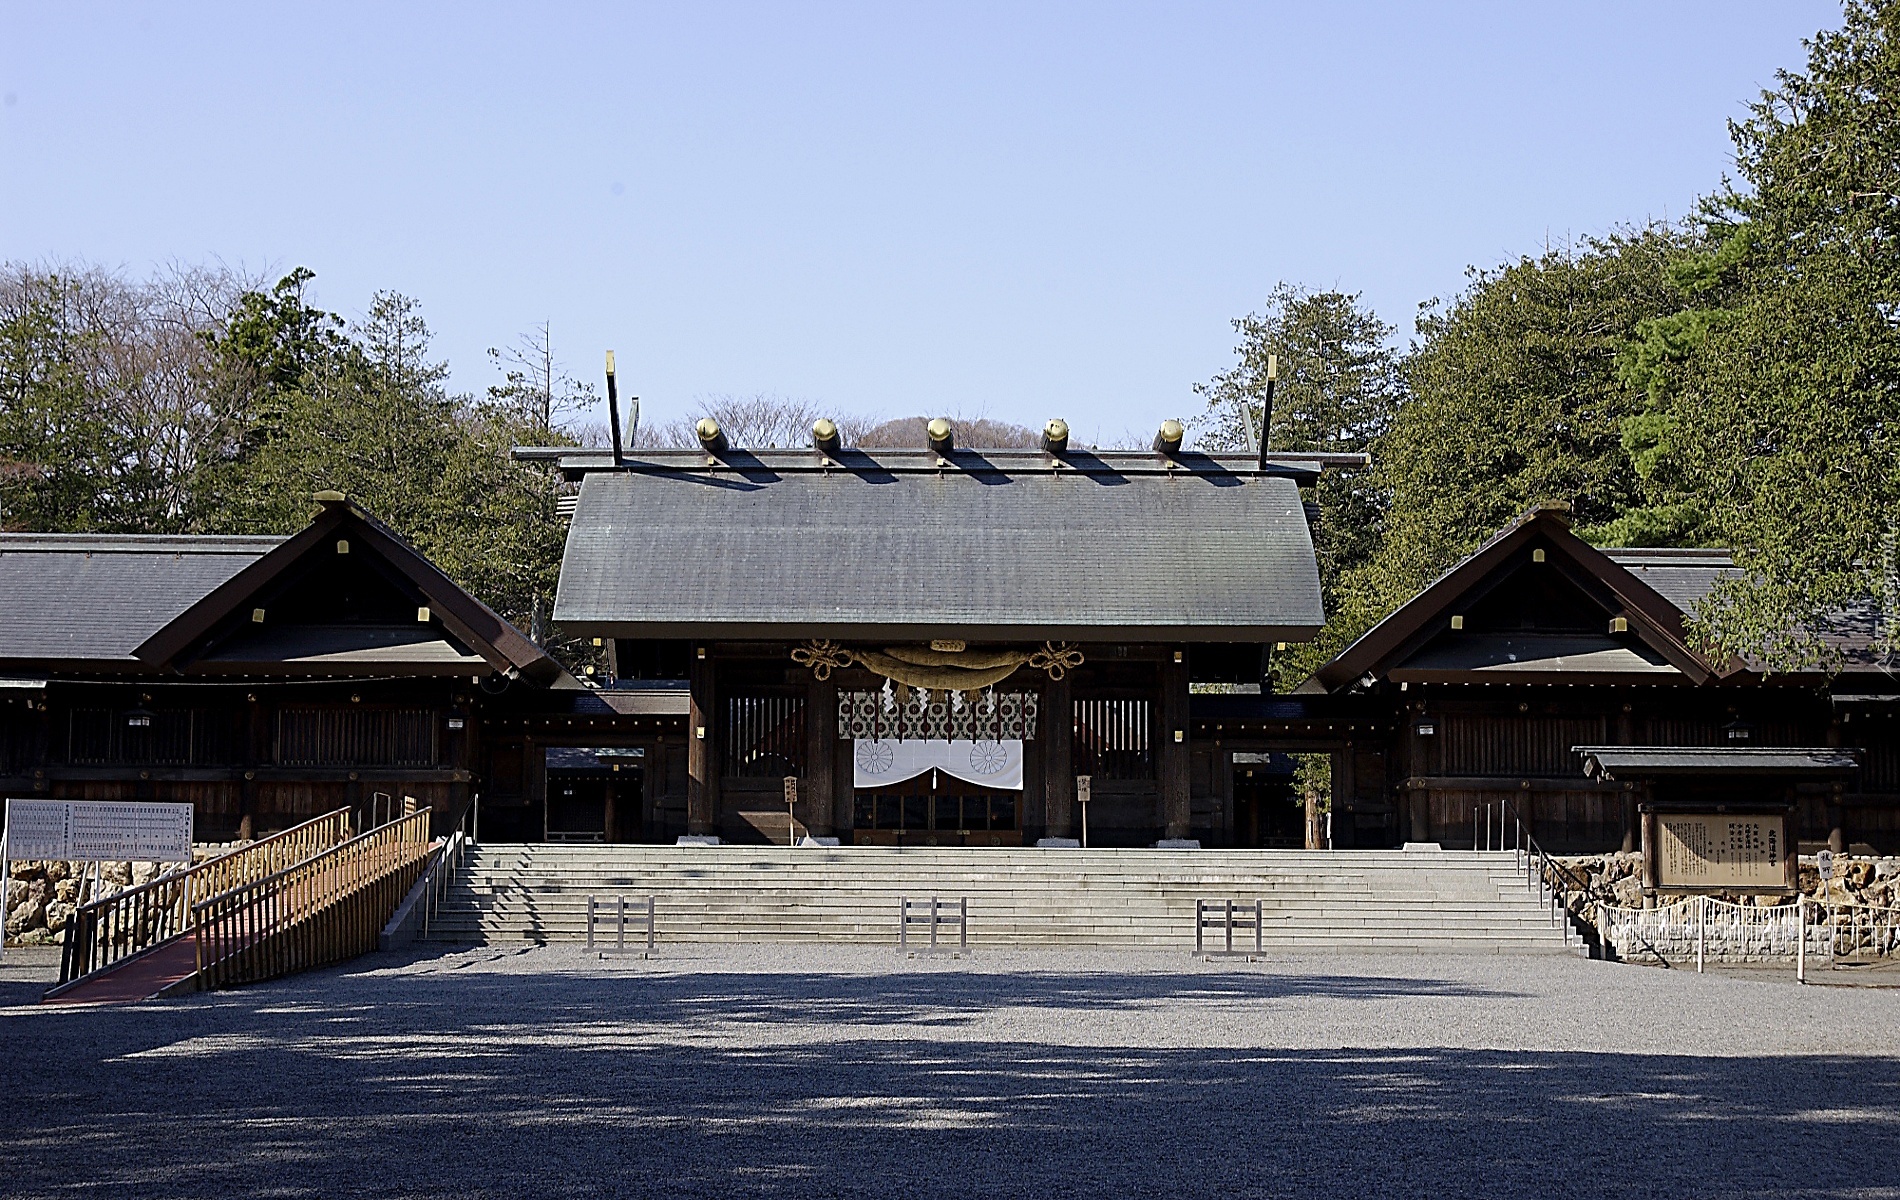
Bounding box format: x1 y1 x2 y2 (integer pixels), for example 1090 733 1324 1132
1194 285 1401 685
1284 230 1698 682
0 262 582 658
1628 0 1900 668
205 286 575 634
0 274 109 530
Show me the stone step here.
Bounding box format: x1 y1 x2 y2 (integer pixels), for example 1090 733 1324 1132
423 844 1577 953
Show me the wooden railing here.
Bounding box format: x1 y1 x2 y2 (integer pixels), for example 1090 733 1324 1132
57 810 355 987
193 811 434 990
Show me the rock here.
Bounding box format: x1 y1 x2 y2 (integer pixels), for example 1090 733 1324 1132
5 896 46 936
53 879 78 904
101 861 132 886
44 900 75 934
43 860 69 883
1612 875 1645 907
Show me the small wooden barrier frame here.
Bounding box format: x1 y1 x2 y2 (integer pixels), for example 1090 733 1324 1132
899 896 967 955
586 895 656 957
1195 899 1265 958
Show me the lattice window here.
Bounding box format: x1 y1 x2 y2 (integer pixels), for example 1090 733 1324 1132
276 708 436 767
1440 715 1605 776
67 708 198 766
1074 698 1152 780
724 694 805 778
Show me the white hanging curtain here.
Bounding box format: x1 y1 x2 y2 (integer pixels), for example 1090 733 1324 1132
852 739 1024 790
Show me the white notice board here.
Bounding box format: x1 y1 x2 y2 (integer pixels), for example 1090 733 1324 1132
3 799 194 862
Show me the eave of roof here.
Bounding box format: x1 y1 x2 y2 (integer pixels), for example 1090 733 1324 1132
1307 505 1715 692
1389 633 1687 684
1576 745 1860 778
132 497 575 689
554 465 1328 640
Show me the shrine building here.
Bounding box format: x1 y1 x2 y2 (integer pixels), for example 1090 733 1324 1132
507 419 1355 848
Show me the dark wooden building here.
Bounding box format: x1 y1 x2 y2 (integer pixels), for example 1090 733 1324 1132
516 431 1347 848
0 494 572 840
1284 504 1900 857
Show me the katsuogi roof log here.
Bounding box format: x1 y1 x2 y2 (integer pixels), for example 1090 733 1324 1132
553 454 1327 641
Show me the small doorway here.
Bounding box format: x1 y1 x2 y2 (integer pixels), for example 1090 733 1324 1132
544 747 645 843
1231 754 1303 848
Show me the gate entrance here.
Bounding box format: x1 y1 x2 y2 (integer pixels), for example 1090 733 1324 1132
544 747 644 843
1231 755 1303 848
853 769 1022 847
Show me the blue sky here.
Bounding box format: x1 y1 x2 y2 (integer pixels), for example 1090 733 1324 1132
1 2 1841 444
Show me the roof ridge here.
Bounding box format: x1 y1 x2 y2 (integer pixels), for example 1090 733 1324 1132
0 533 287 552
1602 546 1736 564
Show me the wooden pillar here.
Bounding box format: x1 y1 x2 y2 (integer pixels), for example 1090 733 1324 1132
1159 652 1190 840
806 674 836 837
240 694 269 841
1826 782 1846 854
1640 801 1658 902
1621 785 1639 854
687 649 718 836
1043 675 1073 838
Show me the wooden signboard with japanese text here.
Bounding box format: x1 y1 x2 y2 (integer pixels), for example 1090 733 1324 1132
1653 812 1788 892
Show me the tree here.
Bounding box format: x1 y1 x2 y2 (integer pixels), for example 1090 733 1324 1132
485 323 596 438
1297 229 1693 684
1193 284 1401 642
0 263 252 533
855 415 1039 448
1622 0 1900 668
0 271 108 530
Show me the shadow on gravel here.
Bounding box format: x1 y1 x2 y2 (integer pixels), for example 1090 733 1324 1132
369 957 1522 1029
2 960 1897 1199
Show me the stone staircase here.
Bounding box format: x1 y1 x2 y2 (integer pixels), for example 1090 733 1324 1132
423 845 1579 954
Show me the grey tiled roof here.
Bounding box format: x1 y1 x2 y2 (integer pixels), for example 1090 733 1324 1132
1602 548 1736 614
1604 547 1892 673
555 463 1325 639
0 534 282 664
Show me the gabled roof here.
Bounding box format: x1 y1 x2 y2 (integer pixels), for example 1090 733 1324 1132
551 452 1328 641
0 534 284 668
1305 503 1718 693
133 495 574 687
1604 547 1894 679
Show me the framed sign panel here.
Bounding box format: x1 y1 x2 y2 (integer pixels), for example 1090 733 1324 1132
1652 812 1789 892
3 799 194 863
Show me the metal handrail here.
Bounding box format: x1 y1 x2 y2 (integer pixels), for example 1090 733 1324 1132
1498 798 1584 947
57 809 355 986
419 828 468 938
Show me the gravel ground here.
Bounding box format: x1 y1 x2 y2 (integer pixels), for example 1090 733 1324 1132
3 944 1898 1199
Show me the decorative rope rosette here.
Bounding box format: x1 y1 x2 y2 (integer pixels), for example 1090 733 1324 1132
789 639 852 681
1026 641 1085 681
792 639 1085 688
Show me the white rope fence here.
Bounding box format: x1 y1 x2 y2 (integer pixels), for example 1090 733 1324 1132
1599 895 1900 980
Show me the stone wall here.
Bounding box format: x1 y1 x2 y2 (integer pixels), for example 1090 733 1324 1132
1551 852 1899 925
3 844 248 947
